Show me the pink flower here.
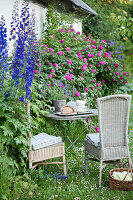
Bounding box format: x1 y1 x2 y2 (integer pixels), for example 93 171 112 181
75 91 80 96
96 83 100 87
115 72 119 76
61 64 63 67
95 127 99 132
54 63 58 68
70 68 73 71
43 44 47 48
82 49 85 52
115 63 118 67
80 74 83 76
47 84 51 88
48 74 53 78
38 63 41 66
108 68 111 71
66 47 70 51
87 35 91 38
58 51 64 56
102 40 106 43
51 69 55 72
92 69 95 73
66 30 71 32
77 31 80 34
98 52 102 57
101 80 105 85
77 52 81 56
92 45 96 49
80 78 84 81
123 80 126 84
89 64 92 67
67 60 72 64
99 45 103 50
87 54 92 58
98 88 101 90
49 63 53 66
123 72 127 75
34 70 39 74
61 84 64 87
84 38 88 41
83 58 87 63
120 76 124 80
78 56 82 59
82 65 87 71
92 79 96 83
60 39 64 43
112 79 116 82
49 48 54 52
68 73 73 77
91 54 94 58
92 40 96 44
85 88 88 92
96 63 99 67
91 86 95 90
61 29 64 32
100 61 106 65
44 49 47 52
50 35 55 38
65 75 72 81
88 118 92 122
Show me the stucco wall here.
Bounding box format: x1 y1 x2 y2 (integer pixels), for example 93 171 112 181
0 0 82 51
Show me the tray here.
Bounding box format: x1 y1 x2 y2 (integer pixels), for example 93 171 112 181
77 110 92 114
55 112 77 116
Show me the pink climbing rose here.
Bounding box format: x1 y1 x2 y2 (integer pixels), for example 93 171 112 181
75 91 80 96
34 70 39 74
85 88 88 92
115 72 119 76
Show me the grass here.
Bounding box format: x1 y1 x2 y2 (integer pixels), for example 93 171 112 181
1 93 133 200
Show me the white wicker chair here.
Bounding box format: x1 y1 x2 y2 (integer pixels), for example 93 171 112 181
26 102 66 175
85 94 132 187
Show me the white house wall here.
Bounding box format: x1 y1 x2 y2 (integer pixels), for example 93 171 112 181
0 0 82 51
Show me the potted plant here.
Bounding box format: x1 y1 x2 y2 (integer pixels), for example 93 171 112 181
48 81 67 112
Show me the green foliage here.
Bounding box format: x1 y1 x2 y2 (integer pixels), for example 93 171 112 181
0 98 29 168
83 0 119 41
0 146 38 200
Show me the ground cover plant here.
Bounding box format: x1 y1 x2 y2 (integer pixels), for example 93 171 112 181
0 0 133 199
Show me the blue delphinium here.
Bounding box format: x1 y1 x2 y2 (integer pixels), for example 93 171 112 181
11 0 36 101
0 16 9 91
9 1 19 44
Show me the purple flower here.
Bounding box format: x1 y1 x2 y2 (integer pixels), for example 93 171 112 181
119 55 124 59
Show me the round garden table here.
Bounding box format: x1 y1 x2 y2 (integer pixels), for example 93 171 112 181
45 109 98 152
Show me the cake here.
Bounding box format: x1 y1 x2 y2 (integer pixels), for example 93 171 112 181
61 105 75 114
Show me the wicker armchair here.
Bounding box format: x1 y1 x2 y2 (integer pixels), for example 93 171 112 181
26 102 66 175
85 94 132 187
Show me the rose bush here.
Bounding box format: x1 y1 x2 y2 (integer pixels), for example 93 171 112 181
34 26 130 107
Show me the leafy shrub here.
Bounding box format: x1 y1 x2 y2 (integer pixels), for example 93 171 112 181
34 26 130 107
0 100 29 168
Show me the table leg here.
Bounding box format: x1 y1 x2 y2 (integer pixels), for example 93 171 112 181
66 135 80 152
